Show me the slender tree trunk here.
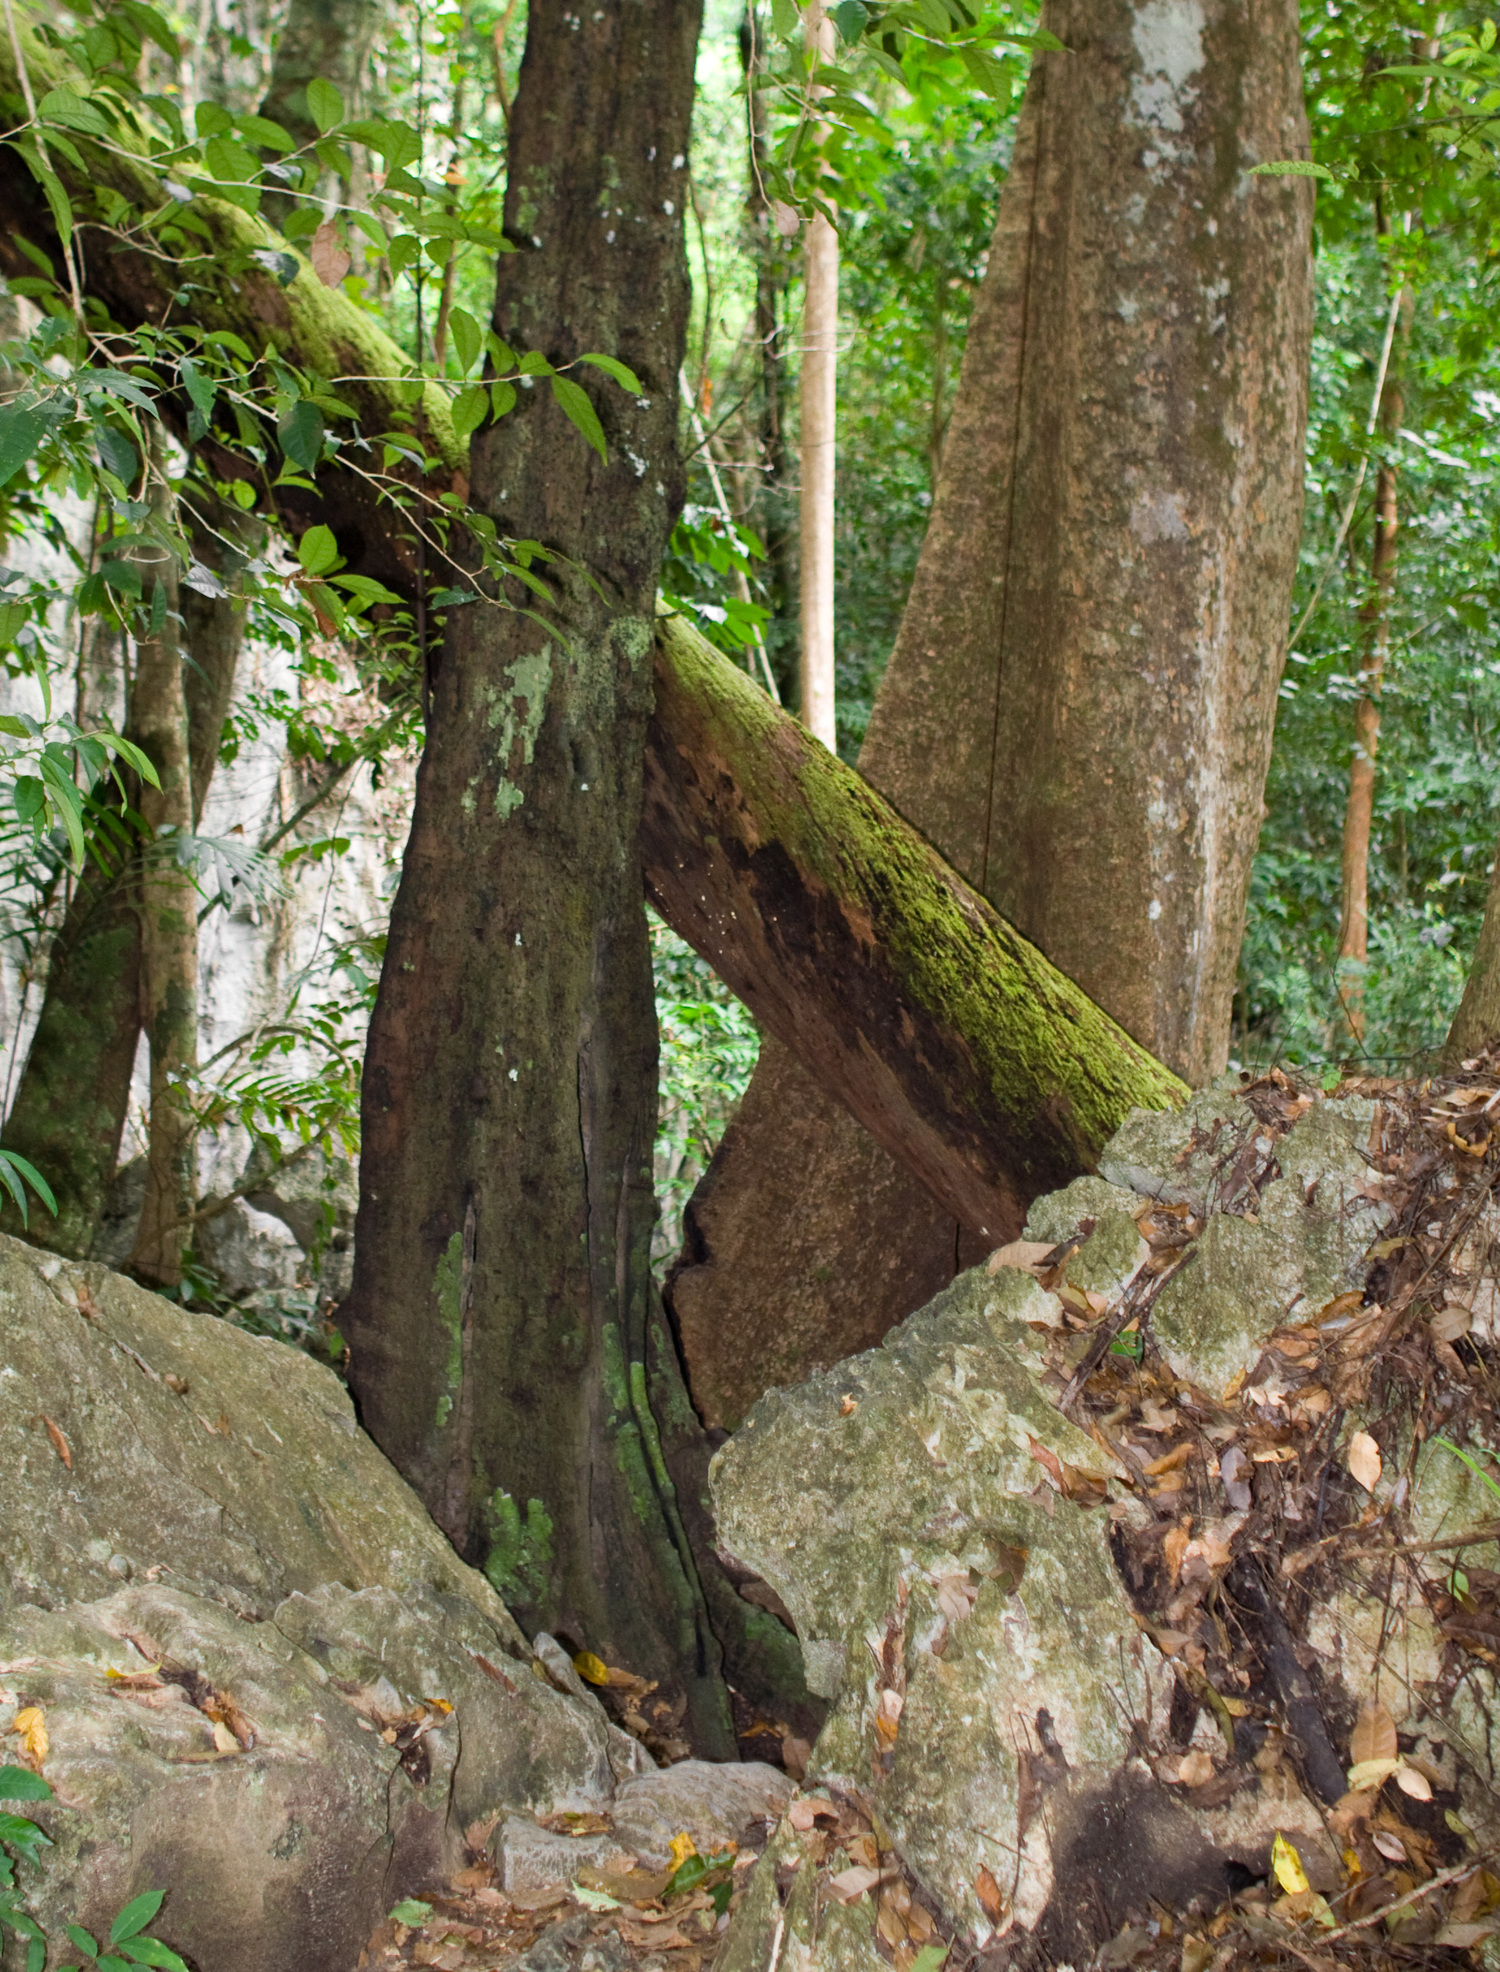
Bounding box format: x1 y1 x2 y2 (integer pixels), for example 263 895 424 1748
1337 275 1411 1047
2 503 251 1255
126 468 198 1288
797 2 837 749
667 0 1314 1424
342 0 734 1750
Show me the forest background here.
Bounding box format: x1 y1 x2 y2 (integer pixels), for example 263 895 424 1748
0 0 1495 1292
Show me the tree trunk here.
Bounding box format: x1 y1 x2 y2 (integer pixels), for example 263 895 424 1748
797 4 837 749
645 612 1187 1241
341 0 735 1751
1445 839 1500 1066
1336 274 1411 1048
125 469 198 1288
2 504 251 1256
258 0 385 229
667 0 1314 1423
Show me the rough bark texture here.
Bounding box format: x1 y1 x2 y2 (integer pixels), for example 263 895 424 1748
644 615 1188 1242
668 0 1314 1428
1444 840 1500 1066
259 0 384 151
2 513 251 1257
341 1 733 1750
126 493 198 1289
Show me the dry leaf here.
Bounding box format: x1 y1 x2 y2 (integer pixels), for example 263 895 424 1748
839 1394 858 1416
163 1373 190 1396
828 1865 883 1904
1177 1750 1216 1787
1393 1763 1432 1802
771 199 801 237
1350 1700 1397 1767
1347 1430 1382 1492
310 219 352 287
1371 1830 1407 1863
10 1705 47 1767
1430 1304 1473 1342
1142 1442 1194 1477
41 1415 71 1470
987 1240 1054 1275
934 1573 977 1625
1346 1756 1402 1792
211 1719 238 1754
874 1687 904 1744
788 1796 830 1832
974 1867 1007 1923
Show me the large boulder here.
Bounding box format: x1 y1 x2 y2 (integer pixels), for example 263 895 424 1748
0 1237 641 1971
711 1080 1500 1966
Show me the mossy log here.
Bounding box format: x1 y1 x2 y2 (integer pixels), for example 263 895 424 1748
643 615 1189 1244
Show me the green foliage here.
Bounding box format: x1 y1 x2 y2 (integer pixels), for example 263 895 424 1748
650 910 760 1272
0 1771 186 1972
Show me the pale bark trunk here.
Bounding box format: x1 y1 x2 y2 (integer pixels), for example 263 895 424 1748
797 3 837 749
668 0 1315 1426
126 466 198 1288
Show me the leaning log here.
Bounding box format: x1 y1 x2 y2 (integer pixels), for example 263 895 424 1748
643 614 1188 1245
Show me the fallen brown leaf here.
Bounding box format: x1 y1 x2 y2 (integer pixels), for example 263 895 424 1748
41 1416 71 1470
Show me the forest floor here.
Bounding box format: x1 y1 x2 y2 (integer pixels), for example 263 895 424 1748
363 1067 1500 1972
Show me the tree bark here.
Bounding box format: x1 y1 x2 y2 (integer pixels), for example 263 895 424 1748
797 4 837 749
1445 840 1500 1066
2 506 251 1257
644 614 1188 1240
341 0 734 1750
125 467 198 1288
1337 273 1411 1048
667 0 1314 1425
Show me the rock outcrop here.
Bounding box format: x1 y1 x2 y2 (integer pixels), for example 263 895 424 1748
0 1237 686 1971
711 1078 1500 1966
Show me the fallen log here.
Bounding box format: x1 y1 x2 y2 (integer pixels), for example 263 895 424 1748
643 613 1189 1244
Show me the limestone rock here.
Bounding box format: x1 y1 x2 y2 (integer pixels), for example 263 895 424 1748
0 1236 637 1972
608 1760 792 1867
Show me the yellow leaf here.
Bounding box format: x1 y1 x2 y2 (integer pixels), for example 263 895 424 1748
211 1719 238 1755
1346 1756 1402 1791
1347 1430 1382 1492
10 1706 47 1767
1350 1699 1397 1767
572 1651 610 1687
668 1832 697 1871
1272 1832 1310 1897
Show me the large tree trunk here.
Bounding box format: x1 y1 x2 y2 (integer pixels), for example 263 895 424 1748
645 615 1186 1234
667 0 1314 1427
1444 837 1500 1066
340 0 734 1751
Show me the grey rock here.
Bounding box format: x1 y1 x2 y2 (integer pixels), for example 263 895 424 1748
609 1760 793 1867
1023 1175 1143 1248
0 1237 638 1972
495 1818 636 1894
196 1195 304 1294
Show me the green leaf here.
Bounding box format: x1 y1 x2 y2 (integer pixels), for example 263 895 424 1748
66 1926 99 1959
38 753 86 868
570 1885 620 1911
550 375 606 462
0 1155 55 1218
179 358 216 443
30 155 69 246
38 87 110 137
236 113 292 152
770 0 799 37
386 233 420 280
577 353 643 395
203 134 260 182
305 78 346 134
831 0 869 42
0 406 47 489
0 1769 50 1804
1249 159 1336 180
194 101 232 138
296 524 340 576
451 385 488 441
448 306 483 377
116 1940 188 1970
910 1949 948 1972
490 380 517 419
25 1936 45 1972
388 1900 432 1925
110 1891 165 1944
96 424 141 486
277 399 326 473
518 350 552 376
